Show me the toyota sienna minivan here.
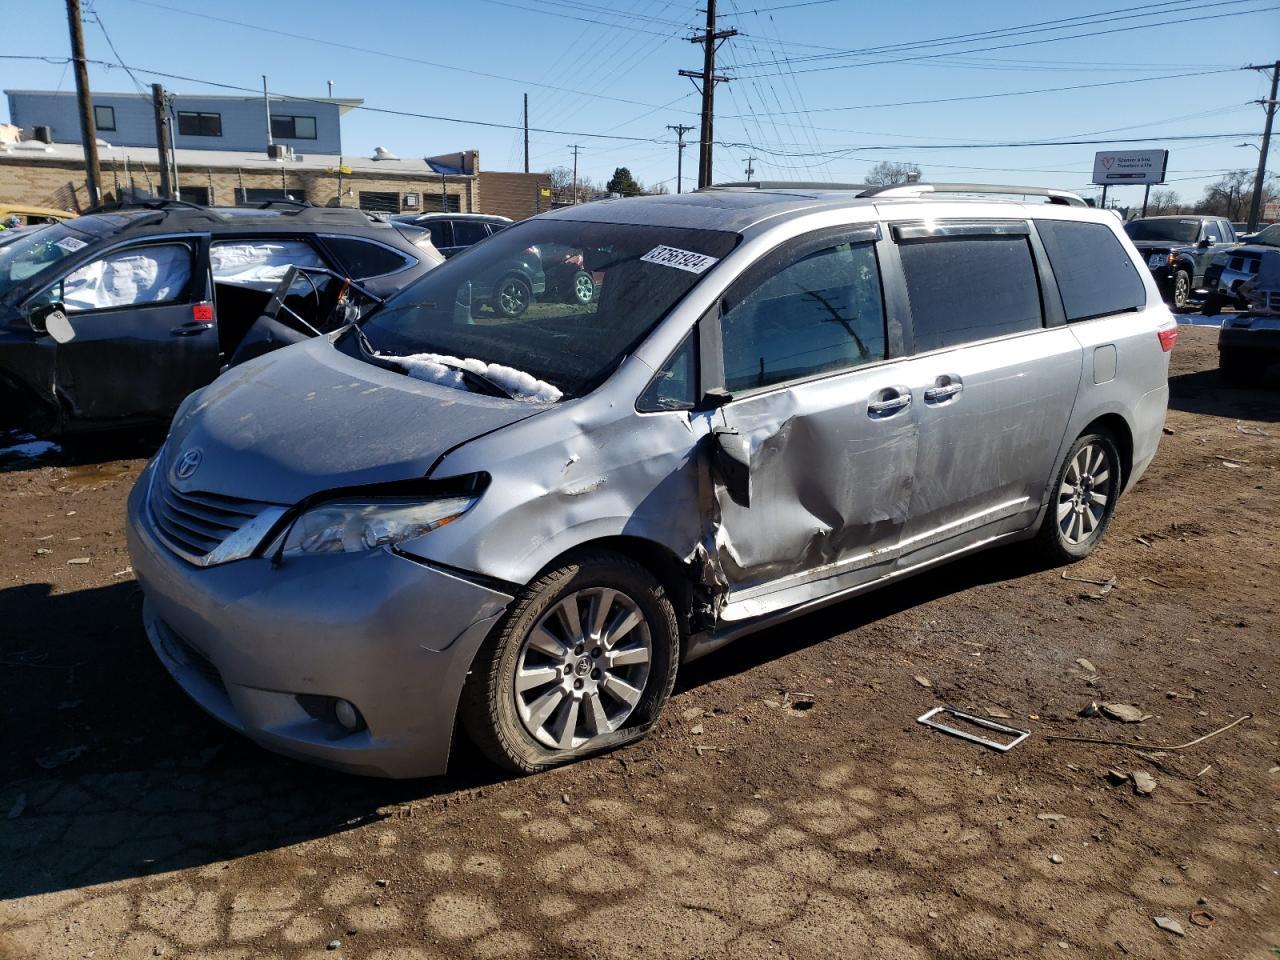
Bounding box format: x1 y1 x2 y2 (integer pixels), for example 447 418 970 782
126 183 1175 777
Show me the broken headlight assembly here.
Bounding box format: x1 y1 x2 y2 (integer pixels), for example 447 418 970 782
274 496 477 558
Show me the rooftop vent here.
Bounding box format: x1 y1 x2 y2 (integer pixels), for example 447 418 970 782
371 146 399 161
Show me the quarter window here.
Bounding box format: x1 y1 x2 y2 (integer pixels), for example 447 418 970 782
722 241 886 393
899 235 1042 352
1035 220 1145 322
177 111 222 137
93 105 115 131
452 221 490 246
637 334 697 412
321 237 412 278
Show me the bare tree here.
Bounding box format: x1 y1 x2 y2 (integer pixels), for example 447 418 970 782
1195 169 1278 221
865 161 922 185
545 165 597 203
1146 189 1182 215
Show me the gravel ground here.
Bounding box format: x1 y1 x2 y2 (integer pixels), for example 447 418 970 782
0 324 1276 959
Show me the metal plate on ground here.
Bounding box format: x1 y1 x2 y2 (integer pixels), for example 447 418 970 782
917 706 1030 752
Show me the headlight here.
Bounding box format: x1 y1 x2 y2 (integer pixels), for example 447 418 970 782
279 496 475 557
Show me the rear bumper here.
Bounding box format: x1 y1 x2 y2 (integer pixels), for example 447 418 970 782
126 461 513 777
1218 326 1280 356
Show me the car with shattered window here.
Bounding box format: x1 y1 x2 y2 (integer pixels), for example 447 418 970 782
1123 215 1237 311
126 182 1174 778
0 202 442 435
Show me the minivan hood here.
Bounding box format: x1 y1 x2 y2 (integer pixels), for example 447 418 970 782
163 336 546 504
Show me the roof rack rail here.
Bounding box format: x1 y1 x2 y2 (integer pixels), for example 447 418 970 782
254 198 313 210
703 181 870 191
859 183 1087 207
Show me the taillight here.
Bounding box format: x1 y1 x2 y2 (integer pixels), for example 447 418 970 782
1157 326 1178 352
192 302 214 322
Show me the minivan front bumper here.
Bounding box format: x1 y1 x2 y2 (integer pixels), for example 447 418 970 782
126 464 513 778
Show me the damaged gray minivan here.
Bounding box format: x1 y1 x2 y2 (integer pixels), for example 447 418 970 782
126 183 1176 777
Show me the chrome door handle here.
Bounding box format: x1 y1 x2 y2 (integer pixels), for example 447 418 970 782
868 391 911 416
924 377 963 403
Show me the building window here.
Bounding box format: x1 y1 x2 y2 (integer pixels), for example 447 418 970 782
358 191 401 213
93 105 116 131
177 111 222 137
270 115 317 140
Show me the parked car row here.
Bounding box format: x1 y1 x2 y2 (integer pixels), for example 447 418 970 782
121 183 1176 777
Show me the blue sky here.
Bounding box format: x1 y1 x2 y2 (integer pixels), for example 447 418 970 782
2 0 1277 206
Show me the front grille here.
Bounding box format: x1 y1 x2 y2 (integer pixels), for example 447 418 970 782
149 478 272 564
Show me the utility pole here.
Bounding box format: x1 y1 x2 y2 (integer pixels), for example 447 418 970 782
151 84 173 200
680 0 736 189
1245 60 1279 233
327 80 334 98
571 144 580 204
66 0 102 207
667 123 694 193
744 156 757 180
523 93 530 174
263 75 273 149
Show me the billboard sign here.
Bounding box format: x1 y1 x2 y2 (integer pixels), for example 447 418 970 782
1092 149 1169 185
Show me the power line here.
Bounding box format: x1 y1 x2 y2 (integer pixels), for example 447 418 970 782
117 0 698 115
735 1 1278 77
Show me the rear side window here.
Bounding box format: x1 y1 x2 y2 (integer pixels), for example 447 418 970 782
1035 220 1145 322
452 221 489 246
899 236 1042 352
422 220 452 249
722 241 886 393
322 237 412 278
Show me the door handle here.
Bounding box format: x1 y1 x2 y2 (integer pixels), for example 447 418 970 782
170 321 213 337
924 376 963 404
868 388 911 417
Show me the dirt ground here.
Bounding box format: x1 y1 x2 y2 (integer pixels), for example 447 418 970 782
0 324 1276 960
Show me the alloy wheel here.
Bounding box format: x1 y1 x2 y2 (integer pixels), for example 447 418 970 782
1056 442 1113 545
1174 273 1190 310
573 273 594 304
498 278 529 316
513 587 652 750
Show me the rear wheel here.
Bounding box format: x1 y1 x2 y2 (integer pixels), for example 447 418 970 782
459 550 679 773
1035 432 1122 564
492 274 532 318
565 270 595 305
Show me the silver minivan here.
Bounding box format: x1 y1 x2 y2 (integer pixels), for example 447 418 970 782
126 183 1176 777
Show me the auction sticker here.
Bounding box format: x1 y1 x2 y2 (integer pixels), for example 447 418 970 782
54 236 88 253
640 245 718 274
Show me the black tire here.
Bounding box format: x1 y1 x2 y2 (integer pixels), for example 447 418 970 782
1219 348 1264 385
1171 269 1192 312
564 270 595 305
1201 292 1223 317
458 549 679 774
492 274 532 318
1034 431 1122 565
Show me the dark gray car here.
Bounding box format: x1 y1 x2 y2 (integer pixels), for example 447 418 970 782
0 203 442 434
126 183 1174 778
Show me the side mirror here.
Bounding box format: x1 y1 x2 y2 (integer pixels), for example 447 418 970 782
1198 238 1212 248
711 426 751 508
29 301 75 343
700 386 734 409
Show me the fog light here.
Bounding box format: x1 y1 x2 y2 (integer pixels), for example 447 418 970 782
334 698 361 731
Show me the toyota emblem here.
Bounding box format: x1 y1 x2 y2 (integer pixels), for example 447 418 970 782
173 448 203 481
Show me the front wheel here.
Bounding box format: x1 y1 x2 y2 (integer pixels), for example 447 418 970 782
1172 269 1192 312
1035 432 1122 564
459 550 679 773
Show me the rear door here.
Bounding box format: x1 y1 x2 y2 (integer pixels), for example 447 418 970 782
708 225 924 621
28 236 219 420
891 219 1083 567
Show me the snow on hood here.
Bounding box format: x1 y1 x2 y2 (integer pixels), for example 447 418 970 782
390 352 563 403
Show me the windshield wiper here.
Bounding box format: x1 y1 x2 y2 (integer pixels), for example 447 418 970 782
424 358 517 400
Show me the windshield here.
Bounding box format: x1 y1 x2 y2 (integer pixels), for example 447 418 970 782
1124 219 1200 243
1252 224 1280 247
0 223 94 300
356 218 739 399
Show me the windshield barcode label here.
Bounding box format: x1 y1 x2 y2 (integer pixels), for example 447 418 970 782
640 245 718 274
